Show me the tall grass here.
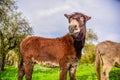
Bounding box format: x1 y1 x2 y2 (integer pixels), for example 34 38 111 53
0 64 120 80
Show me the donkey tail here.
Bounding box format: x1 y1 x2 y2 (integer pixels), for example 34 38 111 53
19 41 24 70
95 48 101 80
19 56 23 69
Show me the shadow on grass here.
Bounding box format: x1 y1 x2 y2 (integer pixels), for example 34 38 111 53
109 68 120 80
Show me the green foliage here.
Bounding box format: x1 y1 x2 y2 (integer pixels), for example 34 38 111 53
0 0 32 70
86 28 98 44
80 28 97 64
81 44 95 64
0 64 120 80
109 67 120 80
5 50 19 68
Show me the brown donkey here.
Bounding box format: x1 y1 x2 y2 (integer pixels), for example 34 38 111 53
95 40 120 80
18 12 91 80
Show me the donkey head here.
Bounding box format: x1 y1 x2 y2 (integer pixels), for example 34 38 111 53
64 12 91 41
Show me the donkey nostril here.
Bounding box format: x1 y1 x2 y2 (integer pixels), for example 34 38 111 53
74 25 78 30
69 25 78 33
69 26 74 33
70 28 74 33
75 25 77 28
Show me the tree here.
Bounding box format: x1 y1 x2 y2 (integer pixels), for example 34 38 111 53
6 50 19 68
80 44 96 64
80 28 98 64
86 28 98 44
0 0 32 70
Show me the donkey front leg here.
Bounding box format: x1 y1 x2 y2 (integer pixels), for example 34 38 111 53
59 60 70 80
69 59 78 80
69 65 77 80
59 65 69 80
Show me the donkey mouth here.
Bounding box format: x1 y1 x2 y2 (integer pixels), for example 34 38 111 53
69 31 80 38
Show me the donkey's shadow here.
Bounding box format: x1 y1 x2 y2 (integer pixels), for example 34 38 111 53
109 68 120 80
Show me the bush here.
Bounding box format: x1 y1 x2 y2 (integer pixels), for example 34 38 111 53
80 44 95 64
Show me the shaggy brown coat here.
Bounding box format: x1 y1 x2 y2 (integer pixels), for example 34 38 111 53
18 12 91 80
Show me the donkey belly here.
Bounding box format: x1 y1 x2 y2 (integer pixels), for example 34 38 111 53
32 58 59 67
32 41 65 67
31 48 61 67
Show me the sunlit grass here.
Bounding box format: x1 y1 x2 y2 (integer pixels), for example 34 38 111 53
0 64 120 80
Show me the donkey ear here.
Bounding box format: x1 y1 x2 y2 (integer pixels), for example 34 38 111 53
64 14 71 19
84 15 91 21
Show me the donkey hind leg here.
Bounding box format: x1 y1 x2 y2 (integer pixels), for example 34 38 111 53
18 64 25 80
24 60 34 80
18 58 25 80
101 64 112 80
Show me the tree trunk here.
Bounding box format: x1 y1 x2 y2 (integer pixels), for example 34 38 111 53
0 55 5 71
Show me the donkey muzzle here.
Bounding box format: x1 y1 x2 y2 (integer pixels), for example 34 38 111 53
69 25 80 36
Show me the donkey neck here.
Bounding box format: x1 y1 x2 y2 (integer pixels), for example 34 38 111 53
74 37 85 59
74 25 86 59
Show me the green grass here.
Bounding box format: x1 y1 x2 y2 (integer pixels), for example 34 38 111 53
0 64 120 80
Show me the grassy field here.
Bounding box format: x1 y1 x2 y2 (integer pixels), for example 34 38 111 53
0 64 120 80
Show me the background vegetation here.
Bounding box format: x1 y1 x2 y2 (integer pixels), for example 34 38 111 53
0 0 32 70
0 0 120 80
